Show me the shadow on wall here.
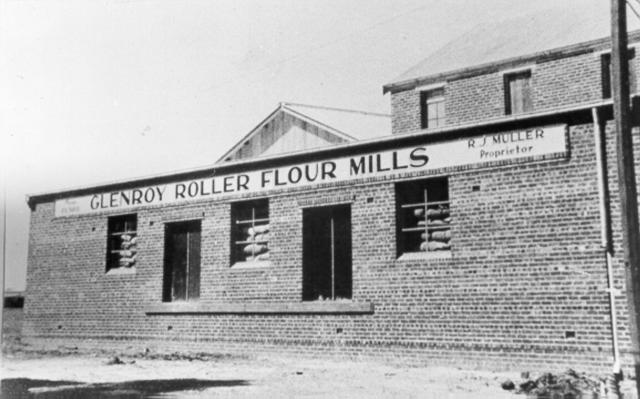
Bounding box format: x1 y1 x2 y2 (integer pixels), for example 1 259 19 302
0 378 250 398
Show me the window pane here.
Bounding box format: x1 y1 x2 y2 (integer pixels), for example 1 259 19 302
421 88 445 129
602 50 637 99
231 199 270 264
396 178 450 255
106 214 137 272
506 71 531 115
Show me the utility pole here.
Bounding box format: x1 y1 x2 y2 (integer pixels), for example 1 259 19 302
612 0 640 391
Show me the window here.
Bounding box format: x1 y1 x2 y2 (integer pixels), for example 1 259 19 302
231 199 270 264
302 205 352 301
420 88 445 129
396 177 450 256
163 220 201 302
601 49 637 99
106 214 138 272
504 70 532 115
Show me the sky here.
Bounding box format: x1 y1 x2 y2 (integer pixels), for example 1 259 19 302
0 0 632 291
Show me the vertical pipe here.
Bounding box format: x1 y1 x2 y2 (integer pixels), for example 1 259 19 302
593 106 621 373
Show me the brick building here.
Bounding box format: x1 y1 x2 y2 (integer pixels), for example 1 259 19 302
23 17 640 374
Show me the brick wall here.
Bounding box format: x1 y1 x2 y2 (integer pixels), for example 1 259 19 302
3 308 24 338
390 43 639 135
24 121 638 373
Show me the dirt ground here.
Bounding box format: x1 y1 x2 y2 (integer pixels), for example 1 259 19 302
4 337 640 398
0 339 528 399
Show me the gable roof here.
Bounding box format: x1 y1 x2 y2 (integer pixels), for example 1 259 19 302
216 102 391 163
385 2 640 92
284 103 391 141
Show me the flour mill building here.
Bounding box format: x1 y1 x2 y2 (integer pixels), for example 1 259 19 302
24 16 640 373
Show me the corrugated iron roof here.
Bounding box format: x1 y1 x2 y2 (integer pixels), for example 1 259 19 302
387 2 640 89
216 103 391 163
283 103 391 141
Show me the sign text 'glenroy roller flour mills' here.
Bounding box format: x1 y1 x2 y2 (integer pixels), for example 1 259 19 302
55 125 567 217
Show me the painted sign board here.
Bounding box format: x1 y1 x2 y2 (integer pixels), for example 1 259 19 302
55 125 568 217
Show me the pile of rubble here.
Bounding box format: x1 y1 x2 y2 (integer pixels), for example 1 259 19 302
502 369 602 398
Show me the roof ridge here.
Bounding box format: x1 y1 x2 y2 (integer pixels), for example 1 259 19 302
282 102 390 117
384 2 640 91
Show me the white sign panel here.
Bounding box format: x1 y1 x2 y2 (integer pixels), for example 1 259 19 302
55 125 567 217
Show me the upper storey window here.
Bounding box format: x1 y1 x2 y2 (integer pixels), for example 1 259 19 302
504 70 532 115
420 87 445 129
601 49 637 99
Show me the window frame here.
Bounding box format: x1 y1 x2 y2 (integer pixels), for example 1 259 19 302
302 204 352 301
601 48 637 99
105 214 138 273
230 198 270 266
503 69 532 115
395 177 451 258
420 87 446 129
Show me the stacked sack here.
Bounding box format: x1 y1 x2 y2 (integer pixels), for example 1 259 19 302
243 224 270 261
118 234 138 267
415 206 451 252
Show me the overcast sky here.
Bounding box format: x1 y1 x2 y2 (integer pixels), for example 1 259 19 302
0 0 629 291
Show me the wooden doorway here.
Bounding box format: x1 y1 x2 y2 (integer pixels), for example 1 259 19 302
162 220 201 302
302 204 352 301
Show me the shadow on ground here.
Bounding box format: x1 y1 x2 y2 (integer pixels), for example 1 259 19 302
1 378 249 398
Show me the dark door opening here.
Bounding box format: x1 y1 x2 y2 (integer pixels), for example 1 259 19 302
163 220 201 302
302 204 352 301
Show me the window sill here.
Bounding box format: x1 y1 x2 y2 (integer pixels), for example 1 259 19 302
105 267 137 276
145 301 374 315
230 260 271 270
397 251 452 261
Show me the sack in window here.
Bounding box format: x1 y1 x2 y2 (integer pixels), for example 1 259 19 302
413 208 424 217
254 232 270 243
121 234 132 241
119 255 136 267
256 252 270 261
243 243 268 255
430 230 451 241
120 249 134 258
421 231 450 241
420 241 450 251
249 224 269 236
419 219 446 226
130 236 138 245
243 226 254 238
426 208 442 216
